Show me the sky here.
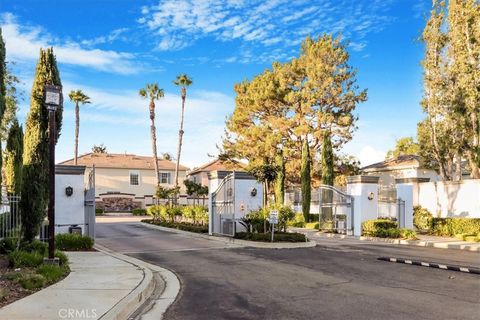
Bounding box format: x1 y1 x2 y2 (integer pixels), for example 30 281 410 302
0 0 431 169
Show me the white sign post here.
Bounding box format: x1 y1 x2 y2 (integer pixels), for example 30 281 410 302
269 210 279 242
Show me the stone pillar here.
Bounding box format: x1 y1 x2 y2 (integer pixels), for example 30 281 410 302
347 176 379 236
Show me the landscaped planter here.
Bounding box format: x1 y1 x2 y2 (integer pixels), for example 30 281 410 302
234 232 307 242
142 219 208 233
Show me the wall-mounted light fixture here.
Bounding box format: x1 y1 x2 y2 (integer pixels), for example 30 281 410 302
65 186 73 197
250 188 257 197
368 192 374 200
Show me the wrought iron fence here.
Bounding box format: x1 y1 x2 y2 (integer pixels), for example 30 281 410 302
0 194 21 240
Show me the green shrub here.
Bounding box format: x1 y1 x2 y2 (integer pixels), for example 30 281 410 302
55 233 94 251
234 232 307 242
21 240 48 255
18 273 46 290
288 213 305 228
431 218 480 236
132 208 147 216
305 222 319 229
276 206 296 232
0 237 18 254
399 228 417 239
413 206 433 230
147 205 169 222
362 219 398 236
95 208 104 216
144 220 208 233
55 250 69 266
36 264 69 283
168 207 183 222
8 250 44 268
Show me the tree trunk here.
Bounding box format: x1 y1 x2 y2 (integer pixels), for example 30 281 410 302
150 100 160 186
174 88 186 189
74 102 79 165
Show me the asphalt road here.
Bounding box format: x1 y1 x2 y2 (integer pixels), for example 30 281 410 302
96 217 480 320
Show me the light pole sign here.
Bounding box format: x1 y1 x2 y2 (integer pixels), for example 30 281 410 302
269 210 279 242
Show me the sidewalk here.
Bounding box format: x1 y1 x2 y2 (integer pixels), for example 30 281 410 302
292 228 480 252
0 251 151 320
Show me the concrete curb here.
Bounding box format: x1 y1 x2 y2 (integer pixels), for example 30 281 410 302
378 257 480 275
141 222 316 249
313 232 480 252
94 244 180 319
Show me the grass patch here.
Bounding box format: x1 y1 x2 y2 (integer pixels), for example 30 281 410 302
143 219 208 233
8 250 44 268
234 232 307 242
18 274 46 290
36 264 69 283
55 233 94 251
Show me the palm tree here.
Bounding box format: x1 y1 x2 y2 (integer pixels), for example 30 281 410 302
68 90 91 165
173 74 193 188
139 83 164 186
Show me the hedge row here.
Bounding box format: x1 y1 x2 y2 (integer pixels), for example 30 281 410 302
431 217 480 237
362 219 416 239
143 219 208 233
234 232 307 242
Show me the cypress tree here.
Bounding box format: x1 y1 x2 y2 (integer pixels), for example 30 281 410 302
321 131 334 186
4 118 23 194
0 28 7 186
321 131 334 226
300 139 311 222
274 149 285 206
20 48 63 241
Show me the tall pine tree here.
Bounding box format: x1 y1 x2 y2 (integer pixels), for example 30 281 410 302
300 139 311 222
4 118 23 194
20 48 63 241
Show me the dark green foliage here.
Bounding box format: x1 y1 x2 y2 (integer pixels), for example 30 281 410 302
55 233 94 251
8 250 44 268
301 139 311 221
95 208 104 215
36 264 69 283
239 208 269 233
0 28 6 186
431 218 480 236
0 237 18 254
413 206 433 230
321 132 334 186
362 219 398 236
21 240 47 255
54 250 69 266
274 151 285 206
20 47 63 241
234 232 307 242
277 206 295 232
18 274 46 290
132 208 147 216
143 219 208 233
4 118 23 194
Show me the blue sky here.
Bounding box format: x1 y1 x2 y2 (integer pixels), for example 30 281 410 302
0 0 430 169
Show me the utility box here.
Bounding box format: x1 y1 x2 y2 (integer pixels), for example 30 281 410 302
68 225 82 235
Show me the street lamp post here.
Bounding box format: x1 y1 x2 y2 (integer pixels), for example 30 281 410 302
44 84 62 262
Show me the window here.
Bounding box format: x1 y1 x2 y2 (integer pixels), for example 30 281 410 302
160 172 171 184
130 171 139 186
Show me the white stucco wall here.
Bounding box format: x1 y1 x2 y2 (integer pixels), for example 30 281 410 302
55 173 86 234
90 167 187 197
417 179 480 218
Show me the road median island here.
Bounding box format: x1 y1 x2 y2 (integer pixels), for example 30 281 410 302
141 220 316 249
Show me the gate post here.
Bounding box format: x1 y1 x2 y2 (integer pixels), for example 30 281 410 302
347 176 379 236
395 179 415 229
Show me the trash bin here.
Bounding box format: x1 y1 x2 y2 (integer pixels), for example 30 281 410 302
69 225 82 235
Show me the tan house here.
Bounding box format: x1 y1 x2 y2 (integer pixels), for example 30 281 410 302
187 159 247 186
361 155 440 189
59 153 189 211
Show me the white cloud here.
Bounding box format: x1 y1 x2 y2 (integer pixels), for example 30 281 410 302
0 13 138 74
139 0 395 54
357 146 386 167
